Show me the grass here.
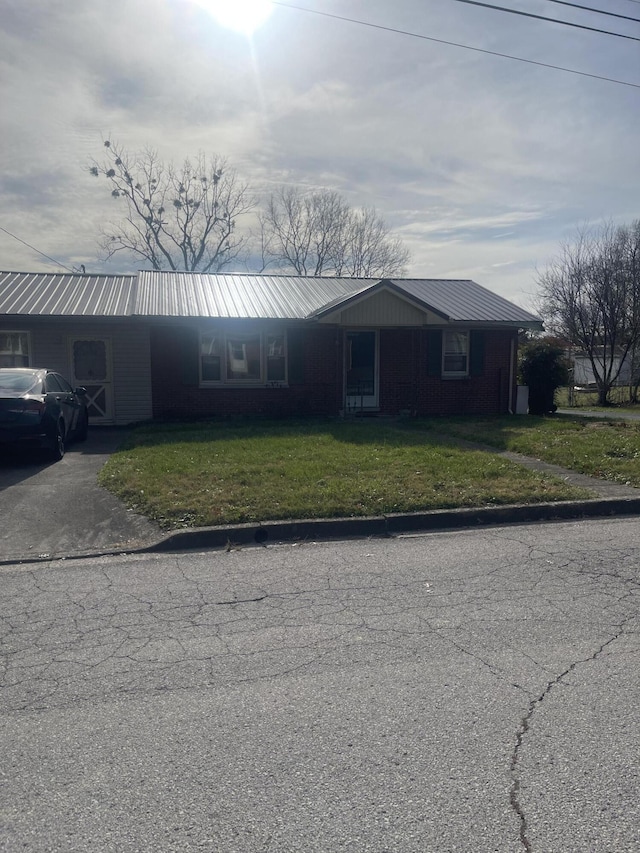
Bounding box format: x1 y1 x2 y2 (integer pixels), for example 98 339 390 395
556 386 640 412
98 419 590 529
418 415 640 488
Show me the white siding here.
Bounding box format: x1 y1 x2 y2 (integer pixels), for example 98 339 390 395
110 324 153 424
1 320 152 425
322 290 440 326
574 353 632 387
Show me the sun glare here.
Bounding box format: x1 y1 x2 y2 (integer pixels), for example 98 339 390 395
196 0 273 35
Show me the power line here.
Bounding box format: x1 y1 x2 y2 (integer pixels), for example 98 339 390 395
272 2 640 90
541 0 640 24
0 226 76 273
447 0 640 42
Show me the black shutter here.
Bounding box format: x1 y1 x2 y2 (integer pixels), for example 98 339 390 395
427 330 442 377
180 326 200 386
469 330 485 376
287 328 305 385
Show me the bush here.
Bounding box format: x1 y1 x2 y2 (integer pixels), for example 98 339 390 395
519 340 570 415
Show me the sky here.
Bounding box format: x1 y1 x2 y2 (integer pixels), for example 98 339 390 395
1 0 639 309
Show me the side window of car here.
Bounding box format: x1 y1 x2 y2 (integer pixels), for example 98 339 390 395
44 374 63 393
54 374 73 393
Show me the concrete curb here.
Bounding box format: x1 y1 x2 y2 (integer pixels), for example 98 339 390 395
140 496 640 553
2 497 640 567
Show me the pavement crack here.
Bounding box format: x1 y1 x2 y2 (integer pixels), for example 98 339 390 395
509 626 627 852
215 595 267 605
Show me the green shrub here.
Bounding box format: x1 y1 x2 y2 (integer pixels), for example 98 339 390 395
519 340 570 415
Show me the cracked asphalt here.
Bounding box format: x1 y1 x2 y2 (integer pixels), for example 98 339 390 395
1 518 639 852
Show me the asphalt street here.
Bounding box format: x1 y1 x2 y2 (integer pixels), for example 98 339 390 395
1 517 639 852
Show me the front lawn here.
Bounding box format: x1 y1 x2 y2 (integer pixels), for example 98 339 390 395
98 419 590 529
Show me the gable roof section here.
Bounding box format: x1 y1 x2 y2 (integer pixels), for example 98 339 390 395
311 278 451 321
0 271 136 316
0 269 543 328
136 271 542 327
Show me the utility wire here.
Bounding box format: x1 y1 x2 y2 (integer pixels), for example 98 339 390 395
447 0 640 42
541 0 640 24
0 226 76 273
272 2 640 89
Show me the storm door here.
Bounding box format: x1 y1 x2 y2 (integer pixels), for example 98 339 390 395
345 330 379 411
69 337 114 424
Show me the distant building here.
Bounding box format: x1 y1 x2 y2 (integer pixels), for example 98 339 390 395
572 349 633 388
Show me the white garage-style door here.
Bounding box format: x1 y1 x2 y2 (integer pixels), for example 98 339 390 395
69 337 115 424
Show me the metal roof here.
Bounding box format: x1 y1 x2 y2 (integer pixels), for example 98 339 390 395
0 270 543 328
135 272 374 319
136 271 542 327
388 278 541 324
0 271 136 316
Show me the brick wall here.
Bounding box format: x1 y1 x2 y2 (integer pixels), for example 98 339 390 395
150 323 517 420
379 328 516 416
150 324 343 420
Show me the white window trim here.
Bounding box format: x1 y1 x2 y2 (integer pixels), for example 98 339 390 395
199 329 288 387
442 329 469 377
0 330 31 367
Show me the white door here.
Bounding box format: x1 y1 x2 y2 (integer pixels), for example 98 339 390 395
69 337 115 424
345 330 379 411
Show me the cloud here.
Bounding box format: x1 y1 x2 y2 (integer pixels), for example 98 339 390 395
0 0 638 305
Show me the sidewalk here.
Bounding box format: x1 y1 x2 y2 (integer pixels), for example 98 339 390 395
557 407 640 421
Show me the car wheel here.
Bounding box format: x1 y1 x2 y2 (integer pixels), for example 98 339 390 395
50 422 65 461
76 410 89 442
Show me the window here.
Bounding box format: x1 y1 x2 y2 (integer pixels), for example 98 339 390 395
443 331 468 376
201 334 222 381
0 331 30 367
44 374 64 393
200 330 287 385
266 334 286 381
226 334 261 381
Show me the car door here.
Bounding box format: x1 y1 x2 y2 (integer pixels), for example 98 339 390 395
44 373 78 435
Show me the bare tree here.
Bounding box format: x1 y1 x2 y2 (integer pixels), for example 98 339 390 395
89 141 254 272
537 220 640 405
259 186 410 277
627 219 640 402
338 206 411 278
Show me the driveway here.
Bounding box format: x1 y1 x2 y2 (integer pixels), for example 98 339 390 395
0 428 161 563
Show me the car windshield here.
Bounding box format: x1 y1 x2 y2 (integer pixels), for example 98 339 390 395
0 370 40 394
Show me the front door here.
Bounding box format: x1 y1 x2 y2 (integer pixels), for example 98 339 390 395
69 337 115 424
345 330 378 411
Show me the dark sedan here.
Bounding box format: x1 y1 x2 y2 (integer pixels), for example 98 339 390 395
0 368 88 460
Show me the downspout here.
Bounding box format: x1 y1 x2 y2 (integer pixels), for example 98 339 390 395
338 327 345 417
508 334 515 414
